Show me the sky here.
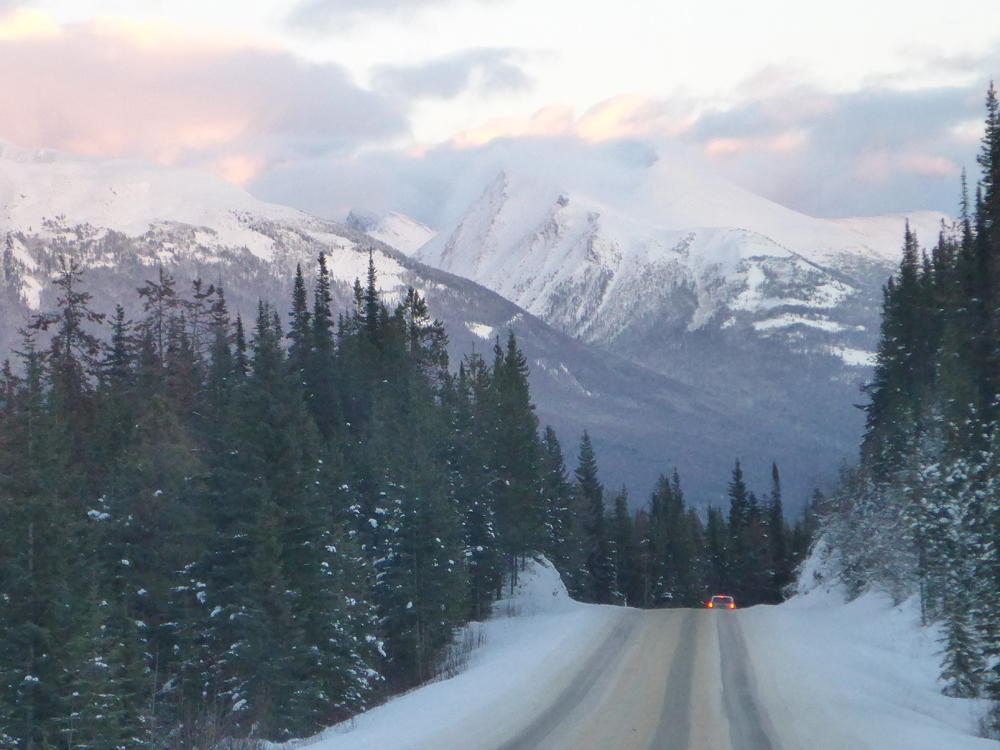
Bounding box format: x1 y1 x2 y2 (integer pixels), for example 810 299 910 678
1 0 998 226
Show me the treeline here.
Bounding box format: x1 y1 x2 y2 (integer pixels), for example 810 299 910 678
572 448 815 608
821 83 1000 724
0 251 806 747
0 254 574 746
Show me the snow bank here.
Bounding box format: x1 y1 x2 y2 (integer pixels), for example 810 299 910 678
743 545 995 750
288 558 619 750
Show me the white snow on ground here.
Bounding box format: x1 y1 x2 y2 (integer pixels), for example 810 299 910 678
465 322 495 340
743 543 995 750
279 549 993 750
285 558 619 750
826 345 877 367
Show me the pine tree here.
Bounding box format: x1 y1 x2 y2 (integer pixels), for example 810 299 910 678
575 431 612 603
448 353 502 620
768 463 791 601
609 488 640 605
287 263 312 388
136 268 179 366
28 257 106 425
490 331 543 590
308 253 339 439
539 426 585 598
705 505 729 595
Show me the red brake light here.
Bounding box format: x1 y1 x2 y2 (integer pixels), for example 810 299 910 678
707 602 713 608
729 603 735 609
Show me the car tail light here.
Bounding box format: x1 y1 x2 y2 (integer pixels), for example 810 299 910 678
729 603 735 609
707 602 713 608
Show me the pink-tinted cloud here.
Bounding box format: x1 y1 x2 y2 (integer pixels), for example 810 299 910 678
0 10 406 185
704 130 809 159
449 95 694 148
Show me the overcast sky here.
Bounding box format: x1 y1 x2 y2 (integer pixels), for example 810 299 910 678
1 0 998 224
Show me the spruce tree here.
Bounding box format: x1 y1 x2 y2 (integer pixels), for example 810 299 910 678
539 426 585 597
489 331 543 589
575 431 612 603
287 263 312 387
768 463 791 601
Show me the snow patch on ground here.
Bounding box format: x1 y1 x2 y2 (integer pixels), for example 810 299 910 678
465 322 494 340
826 345 877 367
753 313 850 333
289 558 617 750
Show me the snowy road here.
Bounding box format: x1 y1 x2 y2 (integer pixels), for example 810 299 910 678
308 561 992 750
491 608 773 750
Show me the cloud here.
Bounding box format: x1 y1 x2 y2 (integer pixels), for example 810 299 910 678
0 10 408 185
250 80 991 225
372 48 532 100
449 95 697 148
687 83 984 216
288 0 500 30
251 130 663 227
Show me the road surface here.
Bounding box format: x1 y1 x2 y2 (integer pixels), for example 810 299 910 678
316 562 989 750
490 608 779 750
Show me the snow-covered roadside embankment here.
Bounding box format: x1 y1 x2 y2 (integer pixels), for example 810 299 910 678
284 558 622 750
742 542 996 750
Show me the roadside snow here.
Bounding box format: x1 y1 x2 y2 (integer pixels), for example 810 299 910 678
286 558 620 750
742 543 994 750
280 550 993 750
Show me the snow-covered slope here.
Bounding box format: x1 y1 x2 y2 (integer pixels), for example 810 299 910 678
0 138 421 312
742 570 994 749
296 559 621 750
345 209 437 256
0 139 309 262
416 168 946 356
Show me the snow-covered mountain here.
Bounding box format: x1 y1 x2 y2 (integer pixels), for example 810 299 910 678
410 164 952 506
416 168 946 364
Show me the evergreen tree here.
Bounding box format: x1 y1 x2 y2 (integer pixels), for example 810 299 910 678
575 431 612 603
287 262 312 387
768 463 792 602
539 426 585 598
609 488 641 605
489 331 543 589
0 251 609 743
705 505 729 595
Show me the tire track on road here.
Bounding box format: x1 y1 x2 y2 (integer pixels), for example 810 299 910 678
647 608 698 750
493 612 640 750
718 613 779 750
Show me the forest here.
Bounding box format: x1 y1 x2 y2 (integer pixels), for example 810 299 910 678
821 83 1000 730
0 248 810 746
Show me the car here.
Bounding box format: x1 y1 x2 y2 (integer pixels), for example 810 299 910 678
707 595 735 609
